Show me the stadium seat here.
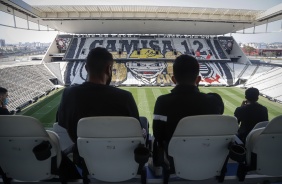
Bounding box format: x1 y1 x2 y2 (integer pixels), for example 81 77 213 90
0 115 62 183
53 123 74 151
245 115 282 176
167 115 238 182
252 121 269 130
77 116 148 183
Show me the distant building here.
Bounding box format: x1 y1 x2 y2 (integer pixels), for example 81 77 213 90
0 39 5 47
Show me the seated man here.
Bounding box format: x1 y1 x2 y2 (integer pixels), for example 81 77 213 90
234 87 268 144
0 87 10 115
58 47 144 143
152 55 224 173
57 47 148 179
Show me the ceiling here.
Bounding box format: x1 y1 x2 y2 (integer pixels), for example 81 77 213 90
0 0 281 35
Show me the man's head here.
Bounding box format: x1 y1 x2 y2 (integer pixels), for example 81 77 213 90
245 87 259 103
86 47 114 85
0 87 8 107
172 55 201 85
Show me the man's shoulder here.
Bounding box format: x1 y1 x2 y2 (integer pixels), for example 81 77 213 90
234 106 243 114
156 93 173 102
204 92 222 100
107 86 132 96
65 83 131 95
156 91 222 101
64 84 82 92
256 103 268 111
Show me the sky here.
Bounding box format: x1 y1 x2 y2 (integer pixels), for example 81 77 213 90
0 0 281 44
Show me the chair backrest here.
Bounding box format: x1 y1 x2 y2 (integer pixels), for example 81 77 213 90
77 116 144 182
0 115 61 181
53 122 74 150
246 115 282 176
252 121 269 130
168 115 238 180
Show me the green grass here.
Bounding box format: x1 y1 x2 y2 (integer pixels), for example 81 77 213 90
20 87 282 133
19 88 64 127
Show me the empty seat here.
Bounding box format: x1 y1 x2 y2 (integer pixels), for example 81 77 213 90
0 115 62 182
168 115 238 181
77 116 147 183
245 115 282 176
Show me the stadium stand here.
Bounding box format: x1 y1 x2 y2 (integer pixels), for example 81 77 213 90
64 37 77 59
111 62 128 86
60 35 259 87
206 38 219 59
64 36 233 61
56 37 72 52
0 65 56 112
172 38 191 55
240 65 257 79
199 62 227 86
61 60 240 87
213 38 228 59
45 63 64 85
245 67 282 100
71 62 87 85
191 38 214 60
218 37 234 55
4 34 281 110
229 63 248 83
244 65 274 85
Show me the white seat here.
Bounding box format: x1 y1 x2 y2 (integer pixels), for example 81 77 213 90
53 122 74 151
168 115 238 180
77 116 145 182
252 121 269 130
245 115 282 176
0 115 62 182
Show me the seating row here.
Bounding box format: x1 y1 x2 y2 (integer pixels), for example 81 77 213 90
0 65 56 111
0 115 281 184
64 37 230 61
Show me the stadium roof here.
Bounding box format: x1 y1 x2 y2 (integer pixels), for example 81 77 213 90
1 0 282 35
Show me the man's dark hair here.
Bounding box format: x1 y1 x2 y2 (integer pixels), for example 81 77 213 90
173 55 199 84
86 47 113 76
0 87 7 95
245 87 259 102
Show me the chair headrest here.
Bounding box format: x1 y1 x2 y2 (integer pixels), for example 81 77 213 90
0 115 48 137
263 115 282 134
173 115 238 136
77 116 143 138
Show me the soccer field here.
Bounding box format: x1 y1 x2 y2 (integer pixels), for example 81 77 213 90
20 87 282 132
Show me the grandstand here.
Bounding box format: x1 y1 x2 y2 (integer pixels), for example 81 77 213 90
0 0 282 183
0 64 58 112
0 3 281 119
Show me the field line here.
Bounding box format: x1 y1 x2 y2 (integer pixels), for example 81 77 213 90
152 88 163 100
137 89 152 123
